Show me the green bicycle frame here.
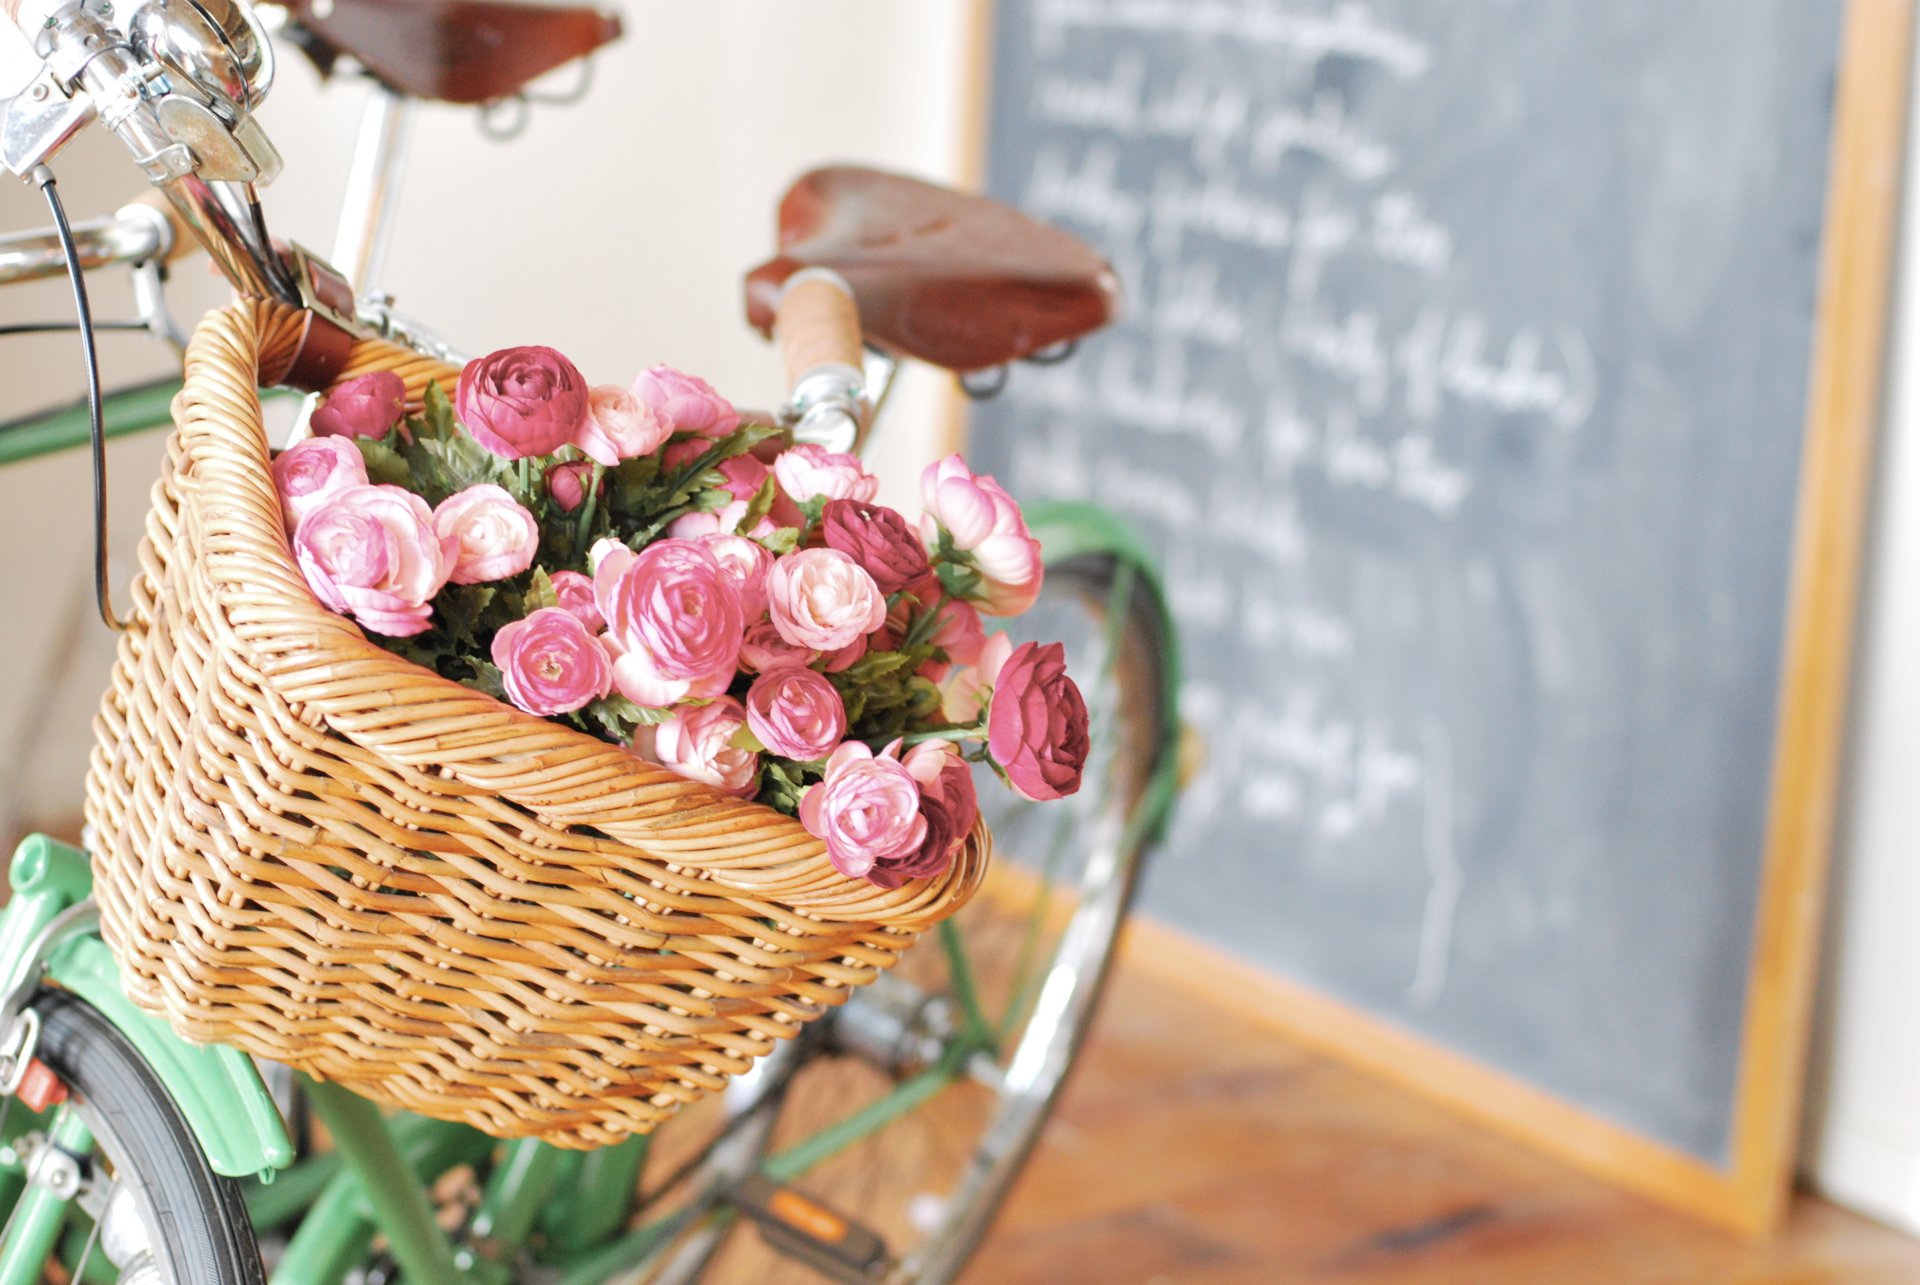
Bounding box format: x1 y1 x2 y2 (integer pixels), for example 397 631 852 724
0 389 1183 1280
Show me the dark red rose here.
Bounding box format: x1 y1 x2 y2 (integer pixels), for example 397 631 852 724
820 499 931 594
455 345 589 459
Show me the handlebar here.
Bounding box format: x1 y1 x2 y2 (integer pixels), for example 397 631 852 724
773 268 869 453
0 193 194 287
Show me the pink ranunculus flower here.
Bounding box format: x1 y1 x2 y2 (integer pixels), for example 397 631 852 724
941 631 1013 723
294 484 454 637
646 697 759 796
603 538 746 685
312 371 407 440
773 444 879 506
821 499 930 594
919 454 1045 616
272 436 369 531
434 484 539 585
745 665 847 761
739 617 818 673
456 345 590 459
597 631 689 709
988 641 1089 801
883 741 980 889
492 607 612 715
668 503 748 539
576 383 670 467
632 364 739 439
800 740 928 882
929 598 986 665
549 570 603 631
546 460 597 513
698 533 773 621
718 454 770 503
767 548 885 652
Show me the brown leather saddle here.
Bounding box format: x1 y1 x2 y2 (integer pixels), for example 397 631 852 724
745 166 1121 373
283 0 621 105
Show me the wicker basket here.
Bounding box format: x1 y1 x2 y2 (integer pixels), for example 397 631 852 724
82 300 988 1147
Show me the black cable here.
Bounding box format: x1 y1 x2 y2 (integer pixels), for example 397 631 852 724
32 164 123 632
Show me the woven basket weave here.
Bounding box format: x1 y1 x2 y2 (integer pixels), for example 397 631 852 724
82 300 988 1147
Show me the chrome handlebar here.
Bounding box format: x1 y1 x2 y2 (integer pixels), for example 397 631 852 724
0 200 172 285
1 0 296 302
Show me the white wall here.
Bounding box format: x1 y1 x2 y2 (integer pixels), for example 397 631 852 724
0 1 974 839
1803 14 1920 1233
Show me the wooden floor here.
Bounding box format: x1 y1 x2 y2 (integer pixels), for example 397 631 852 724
963 949 1920 1284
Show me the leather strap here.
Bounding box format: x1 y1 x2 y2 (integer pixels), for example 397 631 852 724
275 249 360 393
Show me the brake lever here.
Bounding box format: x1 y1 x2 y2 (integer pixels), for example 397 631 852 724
0 62 94 177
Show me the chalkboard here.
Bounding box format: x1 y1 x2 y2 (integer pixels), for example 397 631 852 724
966 0 1908 1230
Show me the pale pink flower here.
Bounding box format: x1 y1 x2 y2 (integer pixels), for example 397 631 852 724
698 533 773 620
492 607 612 715
646 697 759 796
576 383 670 466
272 436 368 531
745 665 847 760
941 632 1013 723
739 618 819 673
799 740 927 881
919 454 1044 616
774 443 879 506
602 538 745 687
434 484 539 585
294 484 454 637
550 570 603 631
632 364 739 438
885 741 979 888
767 548 885 651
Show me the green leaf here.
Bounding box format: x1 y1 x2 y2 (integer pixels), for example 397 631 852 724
464 660 508 701
756 527 800 556
421 380 460 442
740 474 779 529
730 725 767 753
354 435 413 488
936 560 983 602
524 567 559 613
585 694 643 741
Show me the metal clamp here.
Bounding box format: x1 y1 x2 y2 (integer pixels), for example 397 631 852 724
0 899 99 1095
786 365 867 454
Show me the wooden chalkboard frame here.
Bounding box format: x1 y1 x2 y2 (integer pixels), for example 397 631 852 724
958 0 1913 1237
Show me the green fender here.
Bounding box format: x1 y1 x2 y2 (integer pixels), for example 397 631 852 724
6 837 293 1181
1024 501 1184 841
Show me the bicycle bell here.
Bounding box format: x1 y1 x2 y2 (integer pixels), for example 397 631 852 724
126 0 282 183
127 0 276 122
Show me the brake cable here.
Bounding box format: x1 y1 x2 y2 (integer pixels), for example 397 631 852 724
29 163 123 632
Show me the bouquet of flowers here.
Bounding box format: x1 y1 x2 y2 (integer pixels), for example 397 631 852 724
271 345 1089 890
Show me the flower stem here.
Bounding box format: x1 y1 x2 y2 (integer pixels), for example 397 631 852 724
575 462 605 559
900 723 984 746
898 591 953 653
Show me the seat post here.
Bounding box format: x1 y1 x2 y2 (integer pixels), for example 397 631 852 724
331 83 416 299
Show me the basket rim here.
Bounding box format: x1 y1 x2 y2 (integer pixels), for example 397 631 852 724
164 299 986 927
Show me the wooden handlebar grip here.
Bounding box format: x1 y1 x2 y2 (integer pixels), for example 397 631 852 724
776 271 863 392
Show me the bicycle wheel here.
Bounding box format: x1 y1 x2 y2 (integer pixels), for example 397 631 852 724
3 989 267 1284
643 546 1178 1284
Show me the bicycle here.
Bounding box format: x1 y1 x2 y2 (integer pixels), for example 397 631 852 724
0 2 1181 1281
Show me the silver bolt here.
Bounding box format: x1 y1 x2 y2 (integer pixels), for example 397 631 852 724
28 84 47 101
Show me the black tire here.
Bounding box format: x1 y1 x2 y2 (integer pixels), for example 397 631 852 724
27 989 266 1284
